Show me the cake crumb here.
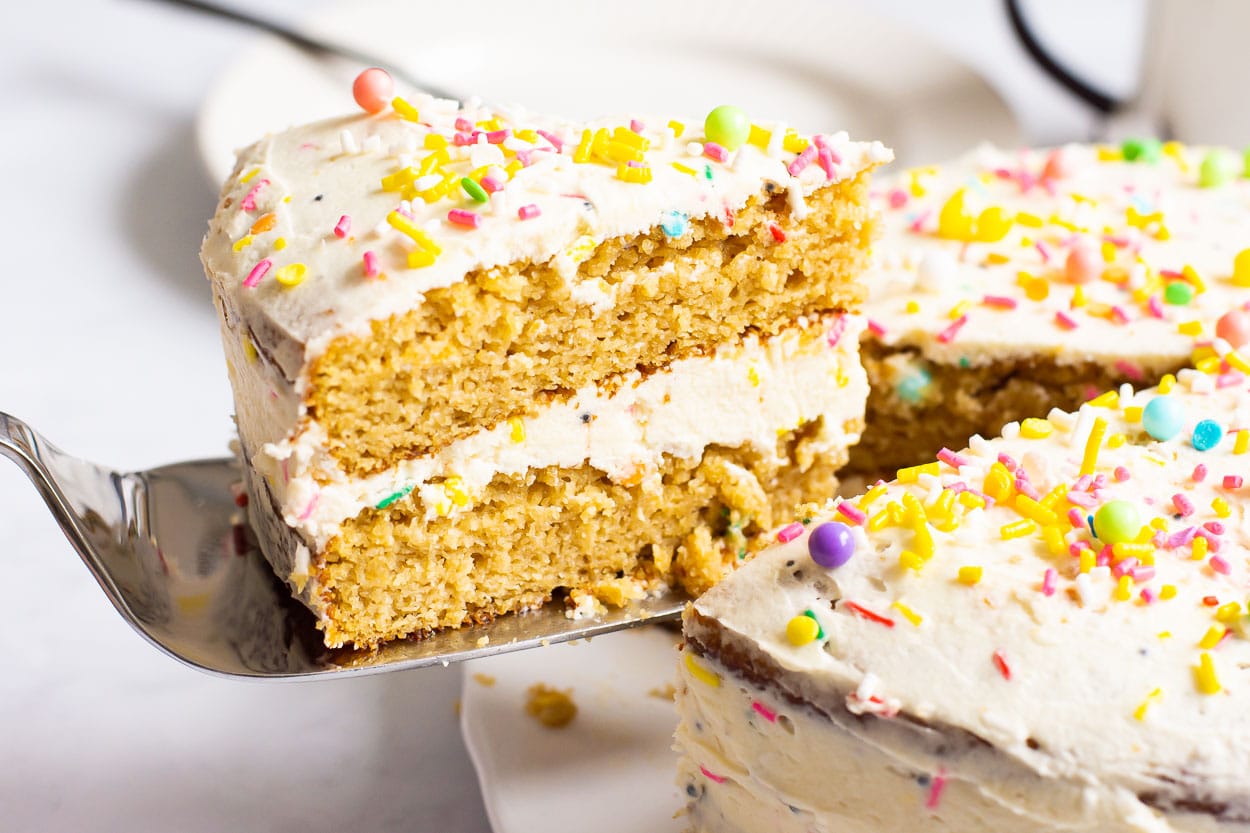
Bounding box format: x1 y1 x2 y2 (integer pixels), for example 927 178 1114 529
649 683 677 701
472 673 496 687
525 683 578 728
475 635 490 648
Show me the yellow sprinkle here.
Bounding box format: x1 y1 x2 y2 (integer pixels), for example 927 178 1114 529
1194 652 1222 695
391 96 420 121
1196 356 1222 374
273 237 287 251
1191 535 1208 561
1039 484 1068 509
1177 320 1203 336
747 123 770 150
782 130 809 153
1071 285 1088 308
387 211 442 254
1226 351 1250 375
867 508 894 532
1150 517 1169 531
899 550 926 572
947 300 970 320
958 491 986 510
1088 390 1119 409
1212 497 1231 518
1079 550 1096 573
1216 602 1243 623
1158 374 1176 394
913 523 935 560
1015 494 1058 526
1111 542 1153 562
1199 625 1228 649
1020 418 1053 439
983 465 1014 504
1236 429 1250 455
1158 630 1172 638
929 488 956 520
505 160 523 178
859 484 887 510
1101 241 1118 263
274 263 306 287
1015 211 1044 228
615 163 652 184
242 337 258 364
1080 416 1108 476
407 248 436 269
1192 344 1218 364
232 235 254 253
1114 575 1133 601
897 462 940 484
892 601 923 627
1182 264 1206 294
508 417 525 444
957 565 983 585
985 252 1011 265
1124 406 1143 423
668 119 686 139
1000 519 1037 540
1133 688 1163 721
685 652 720 687
239 167 261 184
1107 433 1126 449
905 300 921 314
424 133 448 150
747 366 761 387
671 161 698 177
785 614 820 646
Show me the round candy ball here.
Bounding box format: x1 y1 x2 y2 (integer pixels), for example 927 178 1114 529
1142 395 1185 441
1192 419 1224 452
704 105 750 151
353 68 394 114
1063 242 1100 284
1216 309 1250 347
1094 500 1141 544
1199 150 1237 188
808 521 855 569
785 614 820 647
1041 147 1073 180
1164 280 1194 306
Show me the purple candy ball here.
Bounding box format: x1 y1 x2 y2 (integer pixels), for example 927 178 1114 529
808 521 855 568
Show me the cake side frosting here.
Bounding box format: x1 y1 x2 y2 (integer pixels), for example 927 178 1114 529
684 366 1250 826
865 142 1250 372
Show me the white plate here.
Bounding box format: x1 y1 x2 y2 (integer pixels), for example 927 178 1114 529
460 627 685 833
196 0 1020 185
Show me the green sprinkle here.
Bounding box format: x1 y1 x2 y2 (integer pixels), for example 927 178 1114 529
1199 150 1237 188
737 547 747 560
801 609 824 640
958 356 971 368
460 177 489 202
1243 145 1250 178
1164 280 1194 305
375 485 414 510
1121 137 1162 163
703 164 714 181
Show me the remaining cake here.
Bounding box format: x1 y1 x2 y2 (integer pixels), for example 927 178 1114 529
202 89 890 647
849 140 1250 479
677 366 1250 831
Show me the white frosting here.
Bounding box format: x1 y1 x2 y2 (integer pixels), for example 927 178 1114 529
865 143 1250 372
256 315 868 549
683 368 1250 828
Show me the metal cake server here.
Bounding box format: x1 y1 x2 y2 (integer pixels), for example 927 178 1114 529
0 412 686 680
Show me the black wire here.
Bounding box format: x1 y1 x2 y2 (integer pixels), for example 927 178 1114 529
1005 0 1123 115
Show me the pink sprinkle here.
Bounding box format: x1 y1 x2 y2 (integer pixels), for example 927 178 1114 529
536 129 564 151
453 132 476 147
937 448 968 469
703 142 730 163
1112 557 1138 579
334 215 351 238
239 178 269 212
1130 565 1156 583
1015 479 1040 501
1172 493 1195 517
243 258 272 288
887 188 909 208
1147 295 1165 319
1113 360 1144 381
1034 241 1051 263
1114 466 1131 482
486 129 510 144
777 522 804 543
1217 372 1242 389
866 318 888 337
1110 306 1130 325
1205 521 1225 535
1054 311 1079 330
1069 541 1089 559
517 204 541 220
751 701 777 722
826 315 848 348
1199 529 1223 552
447 209 482 229
1159 268 1183 279
1096 545 1113 568
625 160 644 168
926 769 948 810
908 209 932 233
1073 475 1093 492
1211 555 1232 575
516 149 538 167
1103 234 1131 248
1223 475 1243 490
1167 526 1197 549
1065 490 1097 508
816 145 837 180
836 502 867 526
362 250 379 278
630 119 645 134
811 133 842 163
454 117 473 132
787 145 818 176
1193 464 1208 483
1042 568 1057 596
992 649 1012 680
1140 587 1157 604
1067 508 1086 528
396 203 414 219
298 492 320 521
937 315 968 344
700 765 726 784
982 295 1018 310
480 175 505 194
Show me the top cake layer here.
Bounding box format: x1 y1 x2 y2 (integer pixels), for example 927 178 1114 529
865 142 1250 374
203 96 890 382
688 366 1250 824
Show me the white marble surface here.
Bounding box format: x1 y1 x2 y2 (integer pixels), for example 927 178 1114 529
0 1 1136 831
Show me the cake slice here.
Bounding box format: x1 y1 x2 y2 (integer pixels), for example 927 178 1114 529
850 141 1250 480
201 89 890 647
678 366 1250 831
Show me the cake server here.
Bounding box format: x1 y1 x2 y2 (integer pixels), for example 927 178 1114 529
0 412 686 680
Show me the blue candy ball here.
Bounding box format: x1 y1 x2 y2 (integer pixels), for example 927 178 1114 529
809 521 855 569
1191 419 1224 451
1141 396 1184 441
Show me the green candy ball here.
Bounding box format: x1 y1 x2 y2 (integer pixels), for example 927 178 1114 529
1121 137 1162 163
1199 150 1237 188
1095 500 1141 544
705 105 751 151
1164 280 1194 305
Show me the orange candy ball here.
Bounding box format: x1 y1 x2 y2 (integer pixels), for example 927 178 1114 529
1063 242 1100 284
353 68 394 114
1217 309 1250 348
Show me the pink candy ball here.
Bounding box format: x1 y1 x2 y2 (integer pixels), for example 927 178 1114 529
353 68 394 115
1063 242 1100 284
1217 309 1250 348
